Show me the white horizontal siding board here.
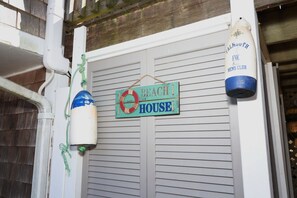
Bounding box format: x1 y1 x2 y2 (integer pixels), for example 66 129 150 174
155 131 230 138
159 72 224 85
92 91 114 98
155 193 193 198
89 177 140 189
155 138 231 145
98 125 140 131
156 165 233 177
161 109 229 119
98 132 140 138
88 172 140 183
96 144 140 151
180 102 228 111
88 183 140 196
88 189 139 198
156 172 234 185
93 73 141 87
155 54 224 73
93 98 115 106
156 179 234 193
96 110 114 117
89 155 140 163
97 116 125 122
89 161 140 170
98 120 140 128
93 78 139 89
97 138 139 144
156 152 232 161
154 45 225 66
88 166 140 176
155 145 232 154
179 107 229 115
180 94 227 105
156 116 230 125
156 124 230 132
180 87 225 99
98 127 140 133
92 90 117 98
97 105 114 112
155 186 234 198
156 123 230 131
162 73 225 85
180 80 224 91
88 195 109 198
156 159 233 169
97 116 138 122
90 60 139 73
92 67 140 81
90 150 140 157
157 68 224 82
92 63 140 79
158 68 224 84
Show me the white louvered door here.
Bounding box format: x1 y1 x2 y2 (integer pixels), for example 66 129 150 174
85 51 147 198
147 30 236 198
85 30 242 198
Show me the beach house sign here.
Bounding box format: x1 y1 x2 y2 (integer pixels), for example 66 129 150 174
115 82 180 118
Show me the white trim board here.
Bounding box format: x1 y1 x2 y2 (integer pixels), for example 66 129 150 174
86 13 231 62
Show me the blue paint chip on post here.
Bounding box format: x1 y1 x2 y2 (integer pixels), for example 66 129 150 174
115 82 180 118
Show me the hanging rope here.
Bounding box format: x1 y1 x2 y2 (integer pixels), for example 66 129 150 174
128 74 165 89
60 54 87 176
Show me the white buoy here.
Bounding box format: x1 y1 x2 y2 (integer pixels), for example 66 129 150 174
225 17 257 98
70 90 97 149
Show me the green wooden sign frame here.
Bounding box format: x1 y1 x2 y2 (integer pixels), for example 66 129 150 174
115 82 180 118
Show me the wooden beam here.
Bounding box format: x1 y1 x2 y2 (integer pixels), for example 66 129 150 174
259 26 271 63
258 3 297 45
255 0 297 11
281 78 297 88
280 71 297 77
279 63 297 72
269 40 297 63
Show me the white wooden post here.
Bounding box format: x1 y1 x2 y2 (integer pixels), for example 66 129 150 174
64 26 87 198
230 1 274 197
49 87 69 198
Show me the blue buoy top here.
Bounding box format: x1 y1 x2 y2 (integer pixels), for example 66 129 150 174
71 90 95 109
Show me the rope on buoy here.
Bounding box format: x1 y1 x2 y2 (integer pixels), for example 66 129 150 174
60 54 88 175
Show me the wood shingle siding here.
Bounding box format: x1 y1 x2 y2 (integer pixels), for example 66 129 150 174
0 68 45 198
0 0 47 38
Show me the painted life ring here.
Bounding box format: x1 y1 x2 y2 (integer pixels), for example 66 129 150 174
120 89 139 114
